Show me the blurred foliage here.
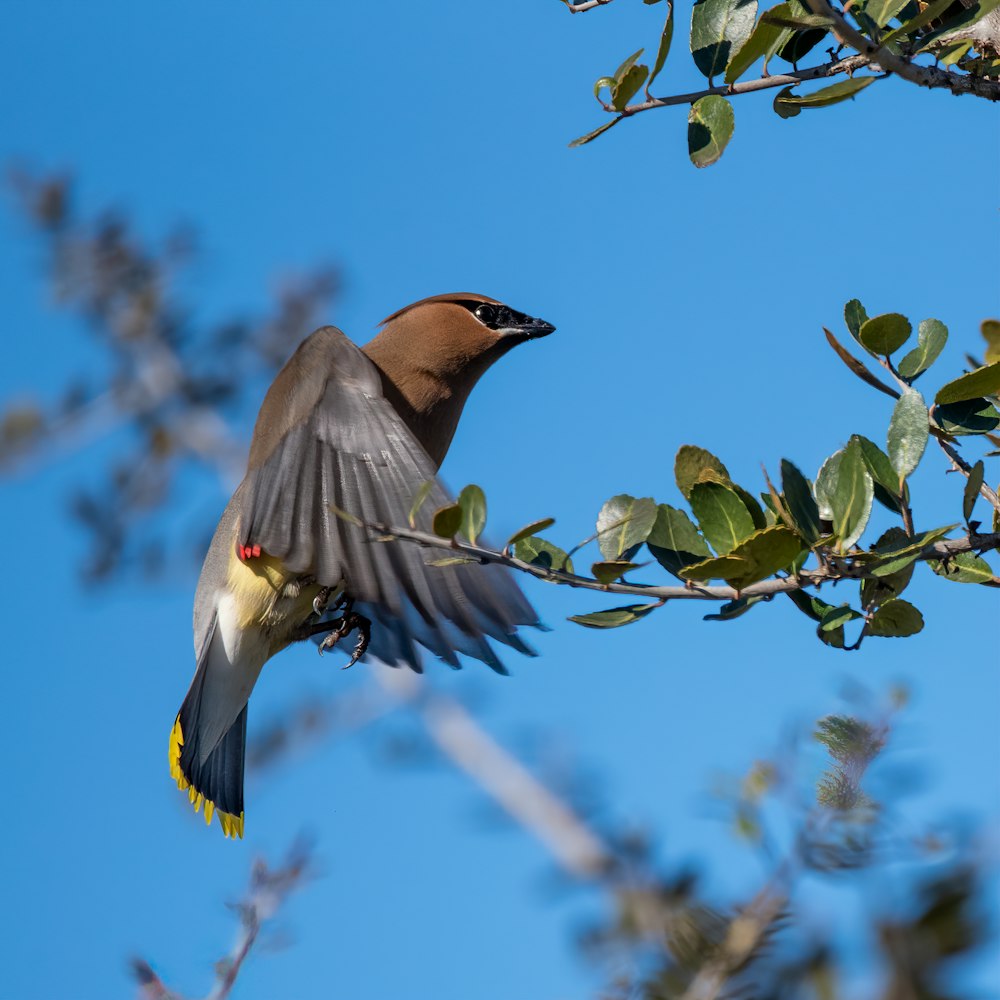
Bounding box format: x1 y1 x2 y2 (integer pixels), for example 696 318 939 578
573 693 992 999
564 0 1000 161
2 171 337 580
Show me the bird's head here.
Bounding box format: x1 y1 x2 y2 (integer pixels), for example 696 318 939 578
375 292 555 377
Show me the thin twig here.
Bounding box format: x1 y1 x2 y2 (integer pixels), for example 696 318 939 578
937 437 1000 514
360 520 1000 602
617 54 874 119
562 0 614 11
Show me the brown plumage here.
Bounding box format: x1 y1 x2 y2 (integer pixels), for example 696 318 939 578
169 292 555 837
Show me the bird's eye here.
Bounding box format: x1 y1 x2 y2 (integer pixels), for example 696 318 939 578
475 304 498 325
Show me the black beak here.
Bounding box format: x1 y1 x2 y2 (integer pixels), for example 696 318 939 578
514 315 556 340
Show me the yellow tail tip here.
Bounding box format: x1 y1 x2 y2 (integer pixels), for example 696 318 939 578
168 716 244 839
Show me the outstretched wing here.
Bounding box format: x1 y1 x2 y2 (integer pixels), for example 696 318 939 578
237 327 539 673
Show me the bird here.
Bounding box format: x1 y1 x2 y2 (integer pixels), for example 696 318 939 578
169 292 555 838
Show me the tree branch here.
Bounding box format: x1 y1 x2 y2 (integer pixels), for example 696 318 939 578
802 0 1000 99
613 54 874 122
358 520 1000 602
936 437 1000 514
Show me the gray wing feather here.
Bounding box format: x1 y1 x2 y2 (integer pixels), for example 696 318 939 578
239 333 538 673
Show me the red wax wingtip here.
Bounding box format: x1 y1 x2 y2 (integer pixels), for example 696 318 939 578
251 544 261 558
237 543 247 561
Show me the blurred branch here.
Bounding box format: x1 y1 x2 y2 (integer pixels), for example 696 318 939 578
376 667 614 879
132 841 313 1000
2 171 338 581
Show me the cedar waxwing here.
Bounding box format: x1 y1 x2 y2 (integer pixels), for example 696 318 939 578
170 293 555 837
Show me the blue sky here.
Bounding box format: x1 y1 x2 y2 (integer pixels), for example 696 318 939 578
1 3 997 998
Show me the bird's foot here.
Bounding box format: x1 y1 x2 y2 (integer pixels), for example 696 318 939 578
312 586 338 618
318 608 371 669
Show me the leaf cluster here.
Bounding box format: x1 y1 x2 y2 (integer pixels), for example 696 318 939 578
569 0 1000 163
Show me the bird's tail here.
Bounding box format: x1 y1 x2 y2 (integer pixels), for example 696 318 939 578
169 622 248 839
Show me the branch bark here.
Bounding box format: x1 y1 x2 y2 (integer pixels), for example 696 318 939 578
802 0 1000 98
357 521 1000 603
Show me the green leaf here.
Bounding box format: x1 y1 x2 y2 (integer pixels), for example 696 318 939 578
897 319 948 380
725 3 792 82
408 480 435 528
773 76 874 117
568 603 660 629
777 26 827 64
703 595 767 620
868 598 924 637
591 560 642 584
514 535 573 574
647 2 675 93
689 481 756 554
691 0 758 81
732 484 768 529
680 525 801 588
932 398 1000 436
781 459 821 543
569 118 622 148
862 531 915 608
930 552 995 584
786 588 833 622
647 503 712 578
675 444 731 499
866 0 912 26
432 503 463 538
593 76 617 100
860 524 957 576
688 95 735 168
457 484 487 545
858 312 912 356
844 299 869 342
934 38 973 65
935 361 1000 405
762 9 831 29
964 461 985 524
772 86 801 118
820 604 862 631
506 517 556 549
678 554 750 582
818 623 846 648
881 0 958 44
596 494 658 560
982 319 1000 365
853 435 904 513
611 49 649 110
887 388 929 482
614 64 649 110
830 439 873 550
814 449 842 520
915 0 1000 50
